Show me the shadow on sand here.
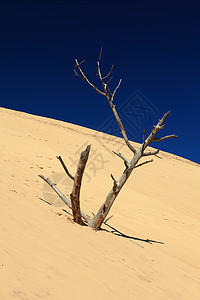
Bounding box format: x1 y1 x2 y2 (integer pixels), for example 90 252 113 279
103 218 164 247
39 198 164 246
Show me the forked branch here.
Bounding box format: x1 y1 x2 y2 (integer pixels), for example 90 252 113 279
75 49 136 154
38 175 91 223
74 59 105 96
40 146 91 225
112 151 130 168
140 110 178 152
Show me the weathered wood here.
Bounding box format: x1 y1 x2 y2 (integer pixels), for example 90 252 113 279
88 151 141 229
142 149 159 156
74 51 177 230
75 54 136 154
88 112 177 230
70 145 91 225
39 50 177 231
56 156 74 180
112 151 130 168
38 174 91 223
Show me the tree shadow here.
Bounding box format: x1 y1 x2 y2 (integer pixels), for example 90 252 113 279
103 221 164 246
38 198 164 244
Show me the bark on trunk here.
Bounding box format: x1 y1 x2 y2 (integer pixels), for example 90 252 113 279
88 150 141 229
38 175 91 223
70 145 91 225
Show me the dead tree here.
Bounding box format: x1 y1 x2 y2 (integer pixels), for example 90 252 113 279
39 49 177 230
39 146 91 225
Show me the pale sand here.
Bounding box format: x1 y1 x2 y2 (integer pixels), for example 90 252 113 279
0 107 200 300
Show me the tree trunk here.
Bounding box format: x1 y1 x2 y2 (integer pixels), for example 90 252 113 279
70 145 91 225
38 175 91 223
88 150 141 229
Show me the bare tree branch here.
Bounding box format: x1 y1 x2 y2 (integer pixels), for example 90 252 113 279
142 129 146 152
106 76 113 86
104 215 113 224
98 52 135 154
111 79 122 102
143 129 146 144
153 134 178 142
111 173 117 182
111 174 118 191
160 110 171 124
56 156 74 181
112 151 130 167
103 65 114 79
140 111 178 152
157 124 165 129
75 59 105 96
87 110 176 228
142 149 159 156
38 175 91 223
97 61 107 95
134 159 153 169
106 84 113 96
75 59 86 68
75 49 136 154
106 100 136 153
99 46 102 62
74 69 82 78
96 49 136 153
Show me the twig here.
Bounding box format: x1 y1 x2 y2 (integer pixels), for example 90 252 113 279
99 47 102 62
106 76 113 85
75 59 86 68
111 173 117 182
111 79 122 102
153 134 178 141
75 58 105 96
104 215 113 224
103 65 114 79
142 149 159 156
134 159 153 169
74 69 82 78
111 174 118 191
107 85 112 96
112 151 130 167
139 111 177 152
142 129 146 152
56 156 74 180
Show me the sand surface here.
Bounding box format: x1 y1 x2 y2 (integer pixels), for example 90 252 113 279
1 107 200 300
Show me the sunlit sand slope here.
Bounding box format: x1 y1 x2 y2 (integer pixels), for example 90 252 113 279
1 107 200 300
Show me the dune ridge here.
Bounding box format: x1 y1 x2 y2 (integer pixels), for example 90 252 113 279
1 107 200 300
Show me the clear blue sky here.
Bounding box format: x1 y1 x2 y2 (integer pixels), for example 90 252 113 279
1 1 200 163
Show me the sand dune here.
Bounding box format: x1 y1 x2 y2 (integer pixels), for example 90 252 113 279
1 107 200 300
